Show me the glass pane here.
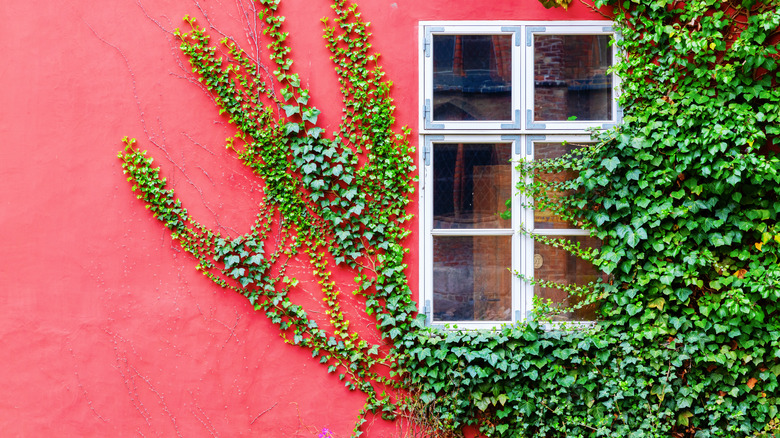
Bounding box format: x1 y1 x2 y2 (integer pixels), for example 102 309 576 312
433 235 512 322
433 143 511 229
533 142 591 229
433 35 513 121
534 236 603 321
534 34 612 121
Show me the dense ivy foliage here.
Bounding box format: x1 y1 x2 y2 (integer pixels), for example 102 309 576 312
119 0 780 436
403 1 780 437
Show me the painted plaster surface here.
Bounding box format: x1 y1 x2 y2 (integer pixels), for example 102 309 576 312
0 1 604 436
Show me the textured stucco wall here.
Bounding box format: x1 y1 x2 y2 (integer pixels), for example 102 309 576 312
0 1 605 436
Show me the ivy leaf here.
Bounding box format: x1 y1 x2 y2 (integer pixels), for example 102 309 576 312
648 297 666 311
246 254 264 266
650 384 666 402
224 255 241 268
302 107 321 124
677 410 694 426
519 399 535 415
626 229 640 247
308 127 323 139
675 288 692 302
282 104 299 117
229 267 245 279
602 157 620 172
559 374 576 387
552 348 576 360
285 122 301 135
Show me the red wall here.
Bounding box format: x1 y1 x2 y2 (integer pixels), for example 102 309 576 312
0 1 605 436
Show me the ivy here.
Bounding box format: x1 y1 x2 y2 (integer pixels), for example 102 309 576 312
400 1 779 436
120 0 780 436
122 1 416 434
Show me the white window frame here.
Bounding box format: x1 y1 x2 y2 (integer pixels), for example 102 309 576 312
418 21 619 329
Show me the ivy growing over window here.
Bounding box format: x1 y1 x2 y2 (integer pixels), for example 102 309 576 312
119 0 780 437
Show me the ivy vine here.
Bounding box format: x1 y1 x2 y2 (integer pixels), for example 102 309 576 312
121 0 417 434
403 1 780 437
119 0 780 437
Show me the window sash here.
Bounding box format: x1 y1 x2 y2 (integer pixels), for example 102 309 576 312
419 20 617 327
525 26 620 131
423 26 521 131
420 22 619 133
422 135 524 327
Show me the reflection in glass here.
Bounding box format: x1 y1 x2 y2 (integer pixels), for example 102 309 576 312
433 143 511 229
533 142 591 229
534 34 612 121
534 236 603 321
433 35 513 121
433 236 512 322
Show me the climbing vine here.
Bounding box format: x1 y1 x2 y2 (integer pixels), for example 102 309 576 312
121 0 417 434
402 1 780 437
120 0 780 436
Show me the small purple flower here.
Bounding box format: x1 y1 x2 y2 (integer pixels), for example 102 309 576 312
318 428 334 438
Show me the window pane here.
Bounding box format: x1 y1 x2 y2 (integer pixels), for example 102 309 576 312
534 236 603 321
433 143 511 229
433 235 512 322
534 35 612 121
533 142 591 229
433 35 513 121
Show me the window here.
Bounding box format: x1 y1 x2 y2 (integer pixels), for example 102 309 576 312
419 22 619 328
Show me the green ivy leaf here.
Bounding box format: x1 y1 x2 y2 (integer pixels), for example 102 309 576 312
648 297 665 311
282 104 299 117
602 157 620 172
225 255 241 268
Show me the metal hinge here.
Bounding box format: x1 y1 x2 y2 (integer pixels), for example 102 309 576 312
424 300 432 325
